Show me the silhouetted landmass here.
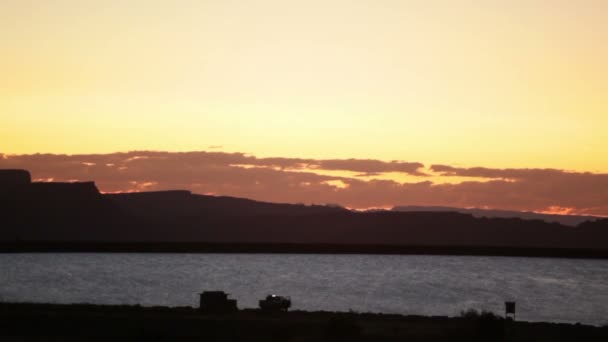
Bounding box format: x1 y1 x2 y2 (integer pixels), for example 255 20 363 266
2 241 608 258
1 302 606 341
392 205 600 226
106 190 345 217
0 169 31 187
1 169 608 256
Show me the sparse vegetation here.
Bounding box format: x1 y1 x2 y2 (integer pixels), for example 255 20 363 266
459 308 500 320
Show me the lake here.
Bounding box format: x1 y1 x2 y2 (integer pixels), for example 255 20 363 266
1 253 607 325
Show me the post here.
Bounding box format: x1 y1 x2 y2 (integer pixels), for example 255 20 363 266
505 301 516 320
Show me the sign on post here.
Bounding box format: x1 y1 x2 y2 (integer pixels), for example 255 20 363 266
505 301 516 320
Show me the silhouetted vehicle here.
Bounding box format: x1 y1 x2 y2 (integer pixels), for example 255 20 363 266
199 291 237 313
259 294 291 312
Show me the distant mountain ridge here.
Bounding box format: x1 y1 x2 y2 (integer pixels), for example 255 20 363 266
392 205 600 226
105 190 346 218
1 169 607 253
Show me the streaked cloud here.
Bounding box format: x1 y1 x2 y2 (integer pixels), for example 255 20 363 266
1 151 607 216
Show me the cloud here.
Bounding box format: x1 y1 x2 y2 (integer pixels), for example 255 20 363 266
237 155 426 175
431 164 580 180
428 165 608 215
317 159 425 175
1 151 607 216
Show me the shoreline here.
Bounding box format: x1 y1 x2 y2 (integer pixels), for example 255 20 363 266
2 241 608 259
1 302 606 341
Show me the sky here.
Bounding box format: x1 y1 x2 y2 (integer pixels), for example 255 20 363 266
1 1 607 215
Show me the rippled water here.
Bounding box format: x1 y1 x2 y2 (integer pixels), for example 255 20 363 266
1 254 607 325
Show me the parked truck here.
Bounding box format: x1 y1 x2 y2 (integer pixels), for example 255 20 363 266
259 294 291 312
199 291 238 313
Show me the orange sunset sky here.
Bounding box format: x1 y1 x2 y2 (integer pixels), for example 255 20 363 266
1 1 607 215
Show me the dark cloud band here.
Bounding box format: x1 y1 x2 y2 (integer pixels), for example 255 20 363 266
1 151 607 216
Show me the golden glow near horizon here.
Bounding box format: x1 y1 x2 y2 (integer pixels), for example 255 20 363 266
1 0 607 172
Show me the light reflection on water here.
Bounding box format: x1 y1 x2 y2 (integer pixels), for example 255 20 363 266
1 253 607 325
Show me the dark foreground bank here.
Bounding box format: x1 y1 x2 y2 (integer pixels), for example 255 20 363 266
1 303 606 342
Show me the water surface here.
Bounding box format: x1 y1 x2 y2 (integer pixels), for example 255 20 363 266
1 253 607 325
